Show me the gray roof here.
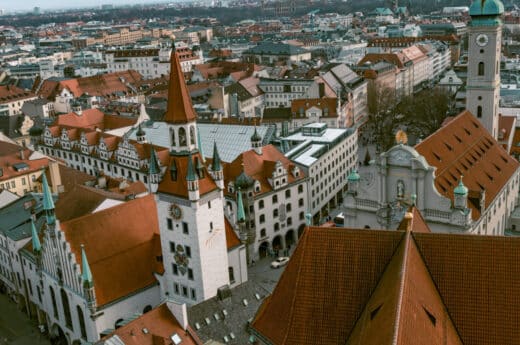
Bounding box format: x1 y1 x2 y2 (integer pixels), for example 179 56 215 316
244 42 307 56
0 193 55 242
188 281 270 345
122 122 276 163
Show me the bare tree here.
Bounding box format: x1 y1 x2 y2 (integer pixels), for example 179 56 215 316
366 85 401 152
397 88 452 139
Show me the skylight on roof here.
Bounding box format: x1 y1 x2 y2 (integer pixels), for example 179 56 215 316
171 333 182 345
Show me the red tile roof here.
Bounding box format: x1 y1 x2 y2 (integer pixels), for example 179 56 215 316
0 141 49 183
99 303 201 345
157 153 218 198
163 48 197 124
223 145 305 197
415 110 520 220
0 85 35 104
224 218 242 250
253 223 520 344
291 98 338 118
38 70 143 100
59 195 164 306
55 109 104 130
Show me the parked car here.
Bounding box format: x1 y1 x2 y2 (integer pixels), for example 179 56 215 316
270 257 290 269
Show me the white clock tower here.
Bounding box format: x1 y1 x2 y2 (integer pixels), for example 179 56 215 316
150 42 230 306
466 0 504 140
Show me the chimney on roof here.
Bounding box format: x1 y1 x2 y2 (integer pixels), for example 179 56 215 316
49 160 63 193
19 148 25 160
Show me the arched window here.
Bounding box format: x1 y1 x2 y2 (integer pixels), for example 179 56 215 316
178 127 187 146
115 318 124 329
190 126 196 145
478 62 485 76
49 287 58 318
77 306 87 339
170 128 176 147
61 289 73 329
477 106 482 118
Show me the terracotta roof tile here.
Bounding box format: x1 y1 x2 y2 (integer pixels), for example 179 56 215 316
291 98 338 118
253 220 520 345
0 85 35 104
224 218 241 250
163 48 197 124
0 141 49 183
157 153 218 198
55 109 105 130
413 232 520 345
223 145 304 197
252 227 404 344
59 195 163 306
415 110 520 220
99 303 201 345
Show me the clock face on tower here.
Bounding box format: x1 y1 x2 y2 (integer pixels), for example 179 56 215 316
476 34 489 47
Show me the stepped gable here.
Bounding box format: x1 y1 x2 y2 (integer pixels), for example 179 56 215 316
59 195 164 306
223 145 303 197
415 110 519 220
163 46 197 124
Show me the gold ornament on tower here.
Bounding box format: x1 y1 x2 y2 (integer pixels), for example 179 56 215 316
395 130 408 145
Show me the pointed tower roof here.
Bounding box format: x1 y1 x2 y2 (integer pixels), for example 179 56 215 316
148 148 160 175
211 141 222 172
31 221 41 253
197 127 205 162
81 244 93 288
454 176 468 195
237 188 245 223
41 172 54 211
251 126 262 141
186 154 197 182
164 40 197 124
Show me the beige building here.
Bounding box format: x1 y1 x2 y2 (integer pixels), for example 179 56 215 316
0 141 54 196
0 85 37 117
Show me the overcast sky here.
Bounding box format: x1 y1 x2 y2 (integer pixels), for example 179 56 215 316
1 0 171 12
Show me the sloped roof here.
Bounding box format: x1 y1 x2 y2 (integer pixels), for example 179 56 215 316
415 110 520 220
99 303 200 345
157 153 218 198
55 109 105 130
223 145 304 197
291 98 338 118
252 222 520 344
0 141 49 183
163 48 197 124
224 218 242 250
0 85 35 104
59 195 164 306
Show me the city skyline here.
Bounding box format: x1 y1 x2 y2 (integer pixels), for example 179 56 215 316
1 0 176 12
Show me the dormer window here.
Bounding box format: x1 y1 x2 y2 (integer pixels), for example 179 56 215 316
254 181 261 193
228 182 235 194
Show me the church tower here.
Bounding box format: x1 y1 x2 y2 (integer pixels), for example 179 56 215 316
466 0 504 140
154 39 229 306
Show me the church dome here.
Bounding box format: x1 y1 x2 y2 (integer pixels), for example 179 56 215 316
469 0 504 17
235 171 255 189
347 170 360 182
454 179 468 196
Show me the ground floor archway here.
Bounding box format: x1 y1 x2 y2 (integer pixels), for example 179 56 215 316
272 235 283 256
259 241 269 258
285 230 296 249
50 323 68 345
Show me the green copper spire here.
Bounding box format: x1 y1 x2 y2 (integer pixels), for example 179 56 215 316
197 127 205 163
31 221 41 253
148 148 160 175
81 245 93 288
186 154 197 182
211 141 222 172
41 172 55 224
237 188 245 223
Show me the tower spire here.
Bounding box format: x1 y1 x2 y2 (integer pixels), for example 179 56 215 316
31 221 41 253
237 188 245 223
42 171 55 224
164 39 197 124
197 127 205 162
81 245 93 288
211 141 222 172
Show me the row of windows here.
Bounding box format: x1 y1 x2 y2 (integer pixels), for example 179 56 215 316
173 283 197 300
